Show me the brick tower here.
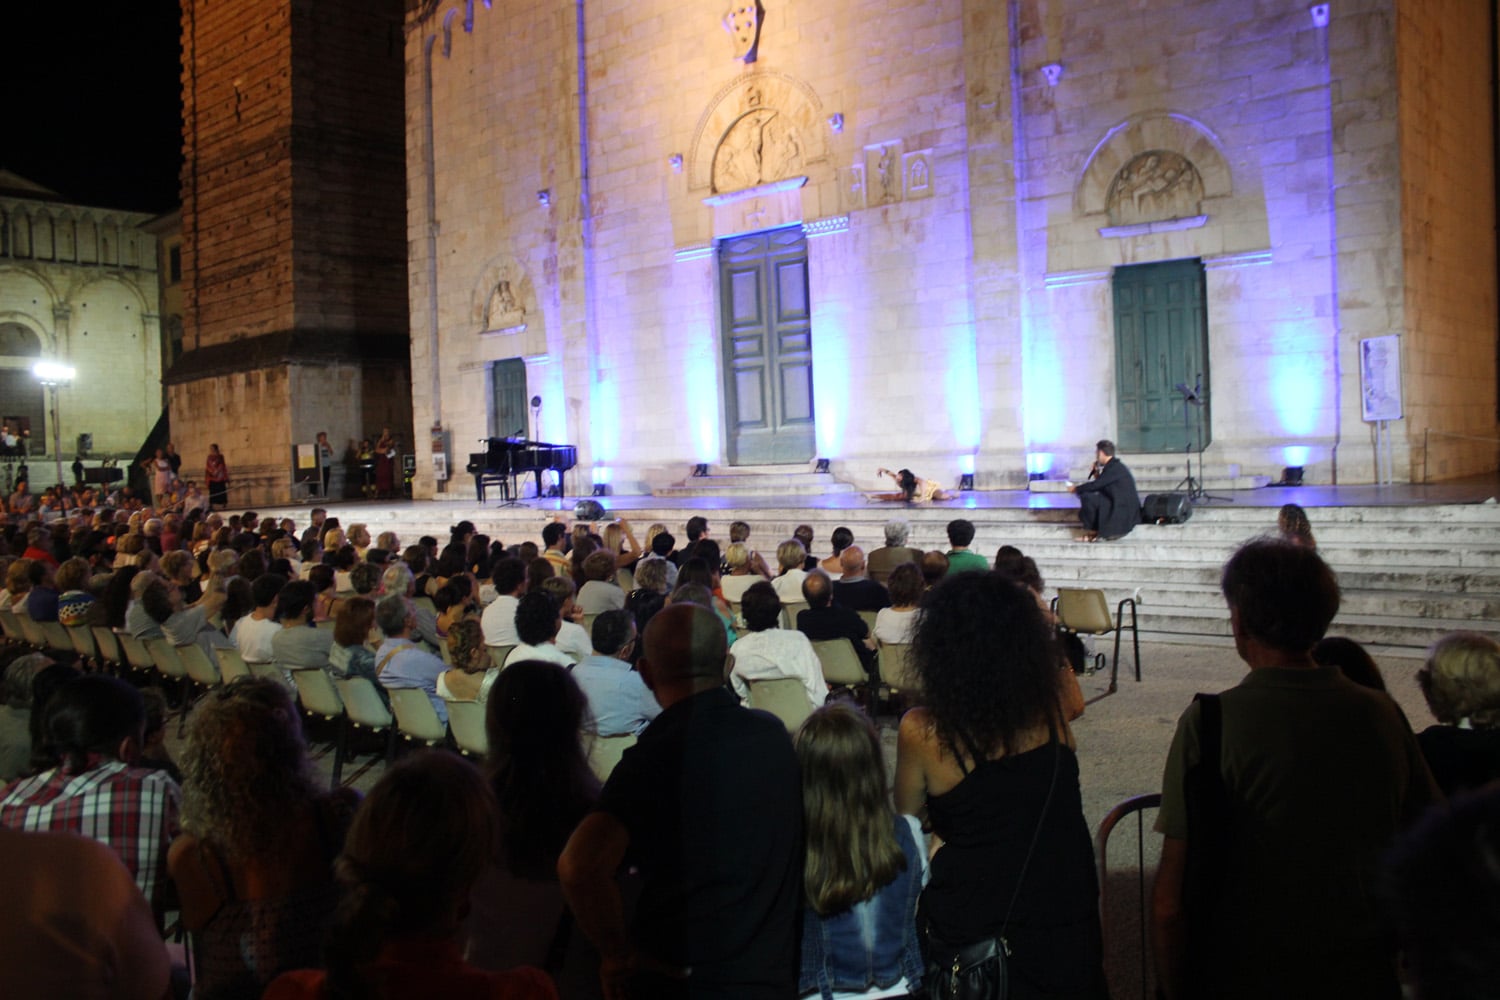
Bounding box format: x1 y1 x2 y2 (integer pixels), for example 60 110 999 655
170 0 411 504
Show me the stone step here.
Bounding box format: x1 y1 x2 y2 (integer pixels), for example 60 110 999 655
1093 579 1500 621
1133 604 1500 650
1029 475 1273 493
1042 558 1500 597
654 473 859 497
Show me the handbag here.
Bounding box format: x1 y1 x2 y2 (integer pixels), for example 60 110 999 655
923 735 1062 1000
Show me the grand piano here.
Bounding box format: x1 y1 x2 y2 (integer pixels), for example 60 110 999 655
466 437 579 503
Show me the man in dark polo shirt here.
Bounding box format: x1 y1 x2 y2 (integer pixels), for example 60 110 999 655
560 603 802 999
798 569 878 680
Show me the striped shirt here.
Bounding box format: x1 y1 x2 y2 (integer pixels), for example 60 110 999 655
0 760 181 910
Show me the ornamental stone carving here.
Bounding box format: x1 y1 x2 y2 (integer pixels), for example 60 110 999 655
722 1 765 63
1105 150 1204 226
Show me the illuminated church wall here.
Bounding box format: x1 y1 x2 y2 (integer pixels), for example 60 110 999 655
404 0 1496 497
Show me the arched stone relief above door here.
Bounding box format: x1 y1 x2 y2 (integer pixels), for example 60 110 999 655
1076 112 1232 233
688 72 829 196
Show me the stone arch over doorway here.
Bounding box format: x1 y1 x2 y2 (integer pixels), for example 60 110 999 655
687 71 830 195
1075 112 1233 221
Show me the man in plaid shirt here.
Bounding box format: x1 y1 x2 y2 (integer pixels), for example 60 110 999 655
0 673 180 916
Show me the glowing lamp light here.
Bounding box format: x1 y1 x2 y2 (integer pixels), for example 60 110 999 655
957 454 975 475
1026 452 1054 477
1282 446 1310 468
33 361 75 383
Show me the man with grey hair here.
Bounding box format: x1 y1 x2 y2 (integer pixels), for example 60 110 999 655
382 563 441 650
866 519 923 585
373 594 448 722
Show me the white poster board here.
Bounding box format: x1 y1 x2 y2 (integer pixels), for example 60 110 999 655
1360 335 1402 422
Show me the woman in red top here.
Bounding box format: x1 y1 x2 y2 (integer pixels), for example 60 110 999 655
264 751 557 1000
374 428 396 498
204 444 230 510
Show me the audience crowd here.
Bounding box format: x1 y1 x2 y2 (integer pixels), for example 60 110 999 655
0 502 1493 1000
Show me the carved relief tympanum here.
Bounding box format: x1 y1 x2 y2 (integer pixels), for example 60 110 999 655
1106 150 1204 226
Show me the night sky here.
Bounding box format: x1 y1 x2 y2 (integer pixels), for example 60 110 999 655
4 4 184 214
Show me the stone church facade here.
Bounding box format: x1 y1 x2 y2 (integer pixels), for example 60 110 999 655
399 0 1494 498
0 172 163 472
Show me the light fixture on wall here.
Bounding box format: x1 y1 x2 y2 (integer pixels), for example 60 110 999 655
827 113 844 134
536 189 551 207
959 473 975 491
1041 63 1064 86
692 463 709 477
1309 4 1330 28
814 457 830 473
32 360 75 488
668 154 683 173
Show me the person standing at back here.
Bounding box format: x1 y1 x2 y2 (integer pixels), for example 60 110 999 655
1151 539 1438 1000
559 603 803 999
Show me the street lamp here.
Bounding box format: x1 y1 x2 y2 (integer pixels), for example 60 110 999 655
32 361 75 489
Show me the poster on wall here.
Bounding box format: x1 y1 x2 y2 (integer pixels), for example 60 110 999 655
1359 335 1402 422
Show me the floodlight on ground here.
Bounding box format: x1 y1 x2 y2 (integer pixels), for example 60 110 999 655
959 473 975 491
814 457 830 473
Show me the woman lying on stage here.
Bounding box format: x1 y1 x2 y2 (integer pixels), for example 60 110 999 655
869 467 954 503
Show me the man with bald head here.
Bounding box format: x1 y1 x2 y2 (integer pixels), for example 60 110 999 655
560 603 802 1000
831 545 890 613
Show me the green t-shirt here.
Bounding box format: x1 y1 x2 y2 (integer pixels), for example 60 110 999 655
944 549 989 575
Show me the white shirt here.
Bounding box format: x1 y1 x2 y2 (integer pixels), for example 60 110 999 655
503 643 575 670
230 614 281 663
480 594 521 647
729 627 827 711
874 607 918 646
771 570 808 603
556 619 591 662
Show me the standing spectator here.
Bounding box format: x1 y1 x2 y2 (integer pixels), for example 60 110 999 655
164 441 182 480
142 448 173 510
894 572 1107 998
560 603 803 999
0 674 181 916
315 432 333 498
204 444 230 510
1151 539 1438 999
264 752 557 1000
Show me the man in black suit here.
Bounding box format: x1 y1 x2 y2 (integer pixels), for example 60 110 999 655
1070 439 1141 542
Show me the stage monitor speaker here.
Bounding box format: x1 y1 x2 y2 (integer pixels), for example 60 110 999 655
1142 492 1193 525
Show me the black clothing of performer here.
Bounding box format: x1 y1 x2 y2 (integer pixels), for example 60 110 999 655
1074 457 1140 539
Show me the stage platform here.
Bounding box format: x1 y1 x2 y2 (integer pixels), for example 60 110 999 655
256 475 1500 654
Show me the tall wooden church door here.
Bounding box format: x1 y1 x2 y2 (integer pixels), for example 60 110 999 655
489 358 528 439
1113 259 1210 454
718 226 815 465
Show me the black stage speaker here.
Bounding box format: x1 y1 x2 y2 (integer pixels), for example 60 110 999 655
1142 493 1193 525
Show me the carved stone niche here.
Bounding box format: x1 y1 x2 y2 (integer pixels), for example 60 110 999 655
1105 150 1204 227
864 141 905 208
471 259 537 345
903 150 934 201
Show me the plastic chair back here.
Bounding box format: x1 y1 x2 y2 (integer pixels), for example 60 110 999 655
856 609 880 633
18 615 47 648
779 601 809 631
413 596 437 617
292 667 346 720
67 625 98 661
335 677 394 730
1056 588 1114 635
214 646 253 685
745 677 813 734
249 661 288 686
588 733 637 782
447 700 489 756
812 638 867 687
177 643 223 687
116 631 155 673
41 621 73 655
0 609 22 642
878 642 919 691
615 567 635 594
388 687 448 744
487 644 516 670
145 637 188 680
92 626 123 667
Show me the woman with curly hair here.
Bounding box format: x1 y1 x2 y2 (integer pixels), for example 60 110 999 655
465 661 600 992
1277 502 1316 549
168 678 360 999
894 572 1106 999
265 751 556 1000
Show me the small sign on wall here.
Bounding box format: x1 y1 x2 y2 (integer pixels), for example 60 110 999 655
1359 335 1402 422
433 453 448 481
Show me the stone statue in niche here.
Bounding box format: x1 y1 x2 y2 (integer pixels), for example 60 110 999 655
723 1 765 63
843 164 866 212
1106 150 1204 226
712 107 806 194
862 141 904 207
487 280 525 329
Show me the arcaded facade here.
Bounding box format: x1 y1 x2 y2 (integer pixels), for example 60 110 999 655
403 0 1496 499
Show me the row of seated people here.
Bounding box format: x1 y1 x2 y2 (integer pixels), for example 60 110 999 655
4 508 1499 998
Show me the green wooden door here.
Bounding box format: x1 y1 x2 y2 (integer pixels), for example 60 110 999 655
719 226 815 465
489 358 528 439
1113 259 1209 454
